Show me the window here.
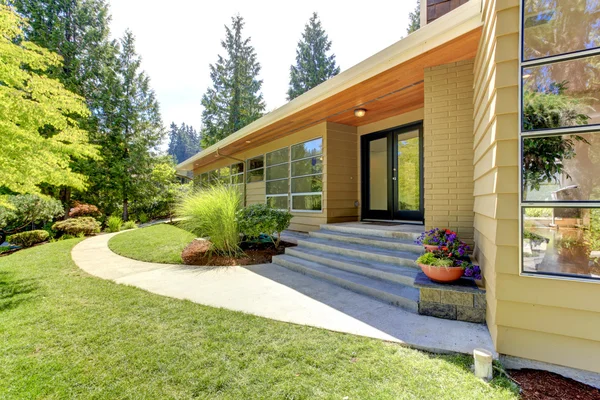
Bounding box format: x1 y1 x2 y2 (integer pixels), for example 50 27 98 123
520 0 600 281
230 162 244 186
291 138 323 212
195 172 209 188
265 147 289 210
246 155 264 183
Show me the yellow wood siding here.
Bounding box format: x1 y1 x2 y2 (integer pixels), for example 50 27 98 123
474 0 600 373
325 122 359 224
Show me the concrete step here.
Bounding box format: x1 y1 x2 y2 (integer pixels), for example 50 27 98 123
272 254 419 313
296 237 419 268
285 246 418 286
320 223 422 241
309 230 423 254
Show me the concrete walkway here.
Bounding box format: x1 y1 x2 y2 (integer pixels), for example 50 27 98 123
72 232 496 356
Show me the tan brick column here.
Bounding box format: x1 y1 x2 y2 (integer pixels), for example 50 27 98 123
423 59 475 244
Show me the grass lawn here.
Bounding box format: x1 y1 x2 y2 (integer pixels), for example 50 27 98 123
0 239 519 399
108 223 195 264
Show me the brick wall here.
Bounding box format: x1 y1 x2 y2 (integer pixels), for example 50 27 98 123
423 59 475 244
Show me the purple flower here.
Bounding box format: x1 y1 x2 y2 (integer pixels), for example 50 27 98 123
464 268 473 277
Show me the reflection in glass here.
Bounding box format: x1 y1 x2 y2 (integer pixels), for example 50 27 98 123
267 196 288 210
292 195 322 211
397 131 420 211
369 137 388 211
247 155 264 170
523 132 600 201
266 164 289 180
292 157 323 176
266 148 289 165
292 138 323 160
246 169 263 183
266 179 288 195
291 175 322 193
523 207 600 279
523 0 600 61
522 56 600 130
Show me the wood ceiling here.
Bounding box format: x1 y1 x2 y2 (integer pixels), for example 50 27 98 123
192 27 482 169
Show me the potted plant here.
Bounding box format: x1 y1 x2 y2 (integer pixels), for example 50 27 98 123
415 228 446 252
416 252 464 283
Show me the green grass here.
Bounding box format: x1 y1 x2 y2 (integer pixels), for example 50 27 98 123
0 239 519 399
108 223 195 264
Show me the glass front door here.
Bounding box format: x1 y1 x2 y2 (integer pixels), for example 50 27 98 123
361 123 424 222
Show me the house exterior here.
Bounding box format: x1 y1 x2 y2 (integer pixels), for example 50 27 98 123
178 0 600 381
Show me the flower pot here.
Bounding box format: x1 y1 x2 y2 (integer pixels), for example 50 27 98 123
419 264 464 283
423 245 440 253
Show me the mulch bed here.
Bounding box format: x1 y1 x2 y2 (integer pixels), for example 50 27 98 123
182 240 296 266
509 369 600 400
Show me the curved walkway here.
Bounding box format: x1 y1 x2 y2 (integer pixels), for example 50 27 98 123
72 232 495 356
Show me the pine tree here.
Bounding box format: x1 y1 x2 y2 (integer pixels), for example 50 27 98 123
407 0 421 34
200 15 265 148
167 122 201 164
287 12 340 101
85 31 165 220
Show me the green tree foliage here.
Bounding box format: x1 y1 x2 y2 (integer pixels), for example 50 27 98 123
167 122 201 164
79 31 165 221
407 0 421 34
0 194 64 233
287 12 340 100
200 15 265 148
0 5 99 200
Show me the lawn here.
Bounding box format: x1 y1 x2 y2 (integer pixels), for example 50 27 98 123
0 239 519 399
108 223 195 264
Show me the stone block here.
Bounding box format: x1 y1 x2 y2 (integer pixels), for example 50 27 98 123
474 293 487 309
419 302 457 320
441 291 474 307
420 288 441 303
457 306 486 323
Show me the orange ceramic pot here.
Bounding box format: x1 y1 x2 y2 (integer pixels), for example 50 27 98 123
419 264 464 283
423 245 440 253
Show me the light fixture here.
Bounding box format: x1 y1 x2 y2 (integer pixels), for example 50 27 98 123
246 140 252 143
354 108 367 118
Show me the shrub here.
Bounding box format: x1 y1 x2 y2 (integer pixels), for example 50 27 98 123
122 220 138 230
238 203 293 247
8 230 49 248
107 216 123 233
0 194 64 232
69 202 101 218
138 213 149 224
175 185 242 256
52 217 100 236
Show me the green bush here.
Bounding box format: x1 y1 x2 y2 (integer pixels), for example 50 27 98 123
0 194 64 232
416 252 454 267
107 216 123 233
122 220 138 230
175 185 242 256
52 217 100 237
138 213 149 224
8 230 49 248
238 203 293 247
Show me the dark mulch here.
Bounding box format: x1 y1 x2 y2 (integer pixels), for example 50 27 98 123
509 369 600 400
183 241 296 266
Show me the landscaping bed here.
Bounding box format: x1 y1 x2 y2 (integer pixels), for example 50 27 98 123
509 369 600 400
182 239 296 266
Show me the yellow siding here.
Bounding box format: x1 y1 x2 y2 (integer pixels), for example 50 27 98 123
192 123 327 232
424 60 475 244
474 0 600 373
326 122 359 224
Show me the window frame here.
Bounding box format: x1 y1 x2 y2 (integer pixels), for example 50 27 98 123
265 147 290 211
290 138 323 213
519 1 600 284
246 155 265 183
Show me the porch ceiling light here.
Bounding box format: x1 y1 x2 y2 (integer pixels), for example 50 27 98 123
354 108 367 118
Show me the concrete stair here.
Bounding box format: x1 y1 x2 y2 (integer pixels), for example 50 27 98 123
273 224 424 313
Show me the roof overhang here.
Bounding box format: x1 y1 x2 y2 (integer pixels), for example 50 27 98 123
178 0 483 172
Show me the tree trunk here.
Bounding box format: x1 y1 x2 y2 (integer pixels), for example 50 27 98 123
61 187 71 219
123 197 129 221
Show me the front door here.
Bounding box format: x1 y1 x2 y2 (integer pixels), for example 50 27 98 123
361 123 424 222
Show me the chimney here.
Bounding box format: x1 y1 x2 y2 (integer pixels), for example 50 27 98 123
422 0 470 26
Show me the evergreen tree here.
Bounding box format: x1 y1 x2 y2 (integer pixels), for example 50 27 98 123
83 31 165 220
287 12 340 101
407 0 421 34
200 15 265 148
167 122 201 164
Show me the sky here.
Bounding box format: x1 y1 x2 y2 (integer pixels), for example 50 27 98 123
109 1 419 134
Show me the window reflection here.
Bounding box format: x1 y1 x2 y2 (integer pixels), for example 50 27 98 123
523 0 600 61
523 208 600 279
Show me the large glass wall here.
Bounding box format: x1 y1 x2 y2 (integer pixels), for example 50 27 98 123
521 0 600 281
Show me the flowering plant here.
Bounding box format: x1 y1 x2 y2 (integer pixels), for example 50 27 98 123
455 259 482 281
414 228 446 247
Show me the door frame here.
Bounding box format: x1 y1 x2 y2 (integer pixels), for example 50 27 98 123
360 121 424 222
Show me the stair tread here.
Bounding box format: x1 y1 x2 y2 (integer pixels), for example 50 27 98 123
275 254 420 303
298 237 421 260
286 246 419 280
320 224 423 239
313 229 420 246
